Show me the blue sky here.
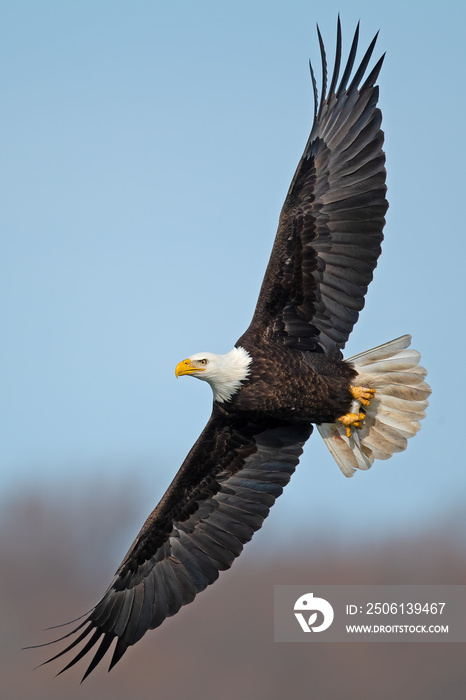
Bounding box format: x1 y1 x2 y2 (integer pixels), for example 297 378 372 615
2 0 466 547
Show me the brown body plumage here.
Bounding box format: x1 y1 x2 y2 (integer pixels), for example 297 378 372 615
226 342 356 423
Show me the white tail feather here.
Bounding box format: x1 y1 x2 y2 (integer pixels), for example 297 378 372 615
317 335 431 477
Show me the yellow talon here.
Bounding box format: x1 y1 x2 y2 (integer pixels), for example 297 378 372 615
350 385 375 406
338 411 366 438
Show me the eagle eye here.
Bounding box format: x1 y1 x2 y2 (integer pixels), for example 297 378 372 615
199 359 208 366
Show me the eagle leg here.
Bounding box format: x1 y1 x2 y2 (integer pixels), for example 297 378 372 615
337 386 375 438
337 411 367 439
349 385 375 406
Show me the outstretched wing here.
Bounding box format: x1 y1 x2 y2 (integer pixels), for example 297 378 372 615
34 408 311 679
238 19 387 357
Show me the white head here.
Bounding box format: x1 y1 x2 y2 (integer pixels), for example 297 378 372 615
175 346 252 403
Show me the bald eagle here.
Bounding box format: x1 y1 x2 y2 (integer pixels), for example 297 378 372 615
33 20 430 679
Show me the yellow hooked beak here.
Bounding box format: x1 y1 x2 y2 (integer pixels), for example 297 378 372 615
175 358 206 378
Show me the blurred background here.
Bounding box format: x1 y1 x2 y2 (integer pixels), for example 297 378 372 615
1 0 465 697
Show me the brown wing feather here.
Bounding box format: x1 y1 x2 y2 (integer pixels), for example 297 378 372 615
33 408 311 679
238 20 387 357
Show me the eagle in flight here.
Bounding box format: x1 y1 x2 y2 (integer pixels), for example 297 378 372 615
32 19 430 679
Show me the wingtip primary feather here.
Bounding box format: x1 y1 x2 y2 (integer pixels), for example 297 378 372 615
361 52 386 90
347 30 379 93
336 21 360 96
308 58 318 121
79 633 115 681
327 15 342 98
316 23 327 113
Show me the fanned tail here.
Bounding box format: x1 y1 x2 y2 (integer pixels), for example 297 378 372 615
317 335 431 477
